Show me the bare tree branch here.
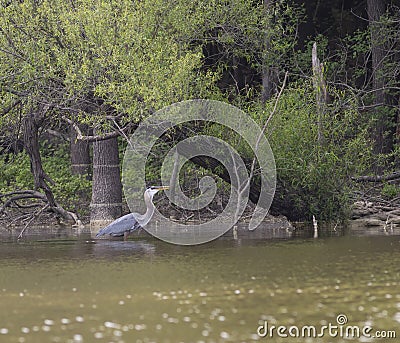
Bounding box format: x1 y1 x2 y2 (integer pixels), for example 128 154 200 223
63 116 127 142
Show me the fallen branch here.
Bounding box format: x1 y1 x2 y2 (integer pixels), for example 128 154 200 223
0 190 47 214
17 204 49 239
7 213 32 226
12 201 43 209
0 189 79 225
352 171 400 182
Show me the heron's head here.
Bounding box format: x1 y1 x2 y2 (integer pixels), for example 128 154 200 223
145 185 170 199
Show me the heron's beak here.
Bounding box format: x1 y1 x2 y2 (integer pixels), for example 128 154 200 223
158 186 170 191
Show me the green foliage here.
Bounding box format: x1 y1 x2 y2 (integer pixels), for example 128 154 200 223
41 143 92 212
0 144 91 213
0 0 398 223
0 0 219 126
254 83 372 220
198 0 304 98
381 183 400 199
0 153 33 191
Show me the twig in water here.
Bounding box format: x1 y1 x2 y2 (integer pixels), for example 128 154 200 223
17 204 50 240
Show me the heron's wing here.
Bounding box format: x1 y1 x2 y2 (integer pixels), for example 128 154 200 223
95 213 138 237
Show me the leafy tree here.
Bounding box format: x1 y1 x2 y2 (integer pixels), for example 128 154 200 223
0 0 217 225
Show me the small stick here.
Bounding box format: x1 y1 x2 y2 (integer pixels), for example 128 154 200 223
17 204 49 240
312 215 318 238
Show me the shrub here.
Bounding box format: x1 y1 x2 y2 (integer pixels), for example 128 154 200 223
251 83 372 220
0 143 92 216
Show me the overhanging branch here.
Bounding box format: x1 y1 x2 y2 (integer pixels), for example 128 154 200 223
63 116 132 142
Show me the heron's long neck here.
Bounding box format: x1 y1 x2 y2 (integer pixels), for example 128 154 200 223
136 194 155 226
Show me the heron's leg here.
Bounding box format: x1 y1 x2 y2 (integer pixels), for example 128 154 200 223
124 231 129 241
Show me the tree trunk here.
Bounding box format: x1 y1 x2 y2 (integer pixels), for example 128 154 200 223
90 135 122 233
367 0 391 154
312 42 327 146
23 112 56 207
21 111 79 225
397 95 400 148
70 125 91 177
261 0 277 103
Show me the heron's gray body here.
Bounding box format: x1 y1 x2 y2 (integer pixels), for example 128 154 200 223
95 213 142 237
94 186 169 238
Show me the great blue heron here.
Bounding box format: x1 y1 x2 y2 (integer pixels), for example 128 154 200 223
95 186 169 239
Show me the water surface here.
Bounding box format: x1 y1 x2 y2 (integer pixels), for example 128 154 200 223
0 232 399 342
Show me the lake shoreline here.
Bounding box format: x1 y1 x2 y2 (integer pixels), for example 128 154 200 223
2 214 400 241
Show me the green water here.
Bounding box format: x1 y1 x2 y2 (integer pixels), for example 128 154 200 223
0 234 399 343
